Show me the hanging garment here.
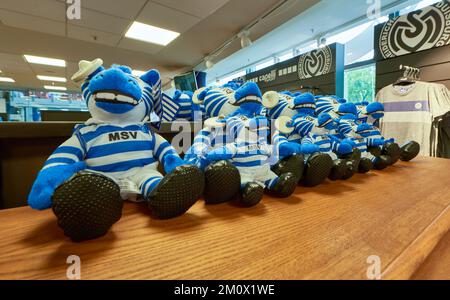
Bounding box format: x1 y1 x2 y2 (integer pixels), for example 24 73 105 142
434 112 450 158
376 81 450 157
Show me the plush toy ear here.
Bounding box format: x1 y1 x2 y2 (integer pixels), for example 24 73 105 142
262 91 280 109
275 116 294 134
139 69 161 87
192 87 207 104
113 65 132 74
172 90 183 101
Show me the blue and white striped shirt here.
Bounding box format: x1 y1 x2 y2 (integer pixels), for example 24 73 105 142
43 123 176 177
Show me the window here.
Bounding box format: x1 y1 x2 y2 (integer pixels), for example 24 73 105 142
400 0 441 15
344 64 376 103
217 69 246 86
278 51 294 62
255 58 275 71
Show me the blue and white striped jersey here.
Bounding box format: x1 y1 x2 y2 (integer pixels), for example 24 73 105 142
43 123 177 178
177 93 195 120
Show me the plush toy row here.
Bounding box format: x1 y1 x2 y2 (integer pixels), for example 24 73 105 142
180 80 421 206
27 60 420 242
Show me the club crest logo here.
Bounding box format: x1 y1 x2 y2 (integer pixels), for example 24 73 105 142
298 46 333 79
379 2 450 58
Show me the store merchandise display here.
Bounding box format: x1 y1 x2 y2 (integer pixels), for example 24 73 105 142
264 92 355 186
376 81 450 157
315 95 420 168
27 59 204 242
26 65 424 242
190 81 246 118
186 82 300 206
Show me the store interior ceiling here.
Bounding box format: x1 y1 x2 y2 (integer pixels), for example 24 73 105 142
0 0 319 92
0 0 429 92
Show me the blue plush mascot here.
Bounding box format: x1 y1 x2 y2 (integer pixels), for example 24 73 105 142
28 59 204 241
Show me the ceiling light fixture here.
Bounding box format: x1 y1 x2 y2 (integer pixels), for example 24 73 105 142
125 21 180 46
205 56 215 69
0 77 15 83
37 75 67 82
317 35 327 48
194 0 292 71
44 85 67 91
238 31 252 48
24 55 66 67
132 70 146 77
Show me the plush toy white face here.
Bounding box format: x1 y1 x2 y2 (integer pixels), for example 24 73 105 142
87 66 147 124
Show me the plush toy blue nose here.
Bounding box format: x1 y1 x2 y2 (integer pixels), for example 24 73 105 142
292 93 316 115
356 123 372 134
317 112 334 129
89 67 142 114
338 102 358 116
365 102 385 119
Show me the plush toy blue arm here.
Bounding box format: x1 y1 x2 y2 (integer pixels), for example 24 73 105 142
28 162 86 210
153 133 186 174
206 145 236 162
278 142 302 157
28 135 87 210
367 138 386 147
342 138 357 148
329 135 353 155
184 129 213 170
300 136 320 154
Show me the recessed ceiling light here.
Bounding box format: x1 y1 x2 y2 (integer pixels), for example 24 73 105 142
37 75 67 82
125 21 180 46
24 55 66 67
0 77 15 83
132 69 146 76
44 85 67 91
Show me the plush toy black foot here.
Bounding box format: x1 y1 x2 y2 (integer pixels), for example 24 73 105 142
328 159 347 181
342 148 361 174
368 146 383 158
52 173 123 242
400 141 420 162
269 172 298 198
341 160 356 180
382 142 401 165
301 153 333 187
373 155 392 170
204 160 240 204
358 157 373 173
271 154 304 182
240 183 264 207
148 165 204 219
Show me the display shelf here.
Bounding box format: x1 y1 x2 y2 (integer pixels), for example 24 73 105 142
0 121 199 138
0 157 449 279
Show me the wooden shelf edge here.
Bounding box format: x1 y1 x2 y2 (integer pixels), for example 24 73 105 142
382 203 450 280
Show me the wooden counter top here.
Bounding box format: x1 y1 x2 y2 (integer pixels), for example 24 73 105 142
0 157 449 280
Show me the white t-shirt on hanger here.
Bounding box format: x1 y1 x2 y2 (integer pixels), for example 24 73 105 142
376 81 450 157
